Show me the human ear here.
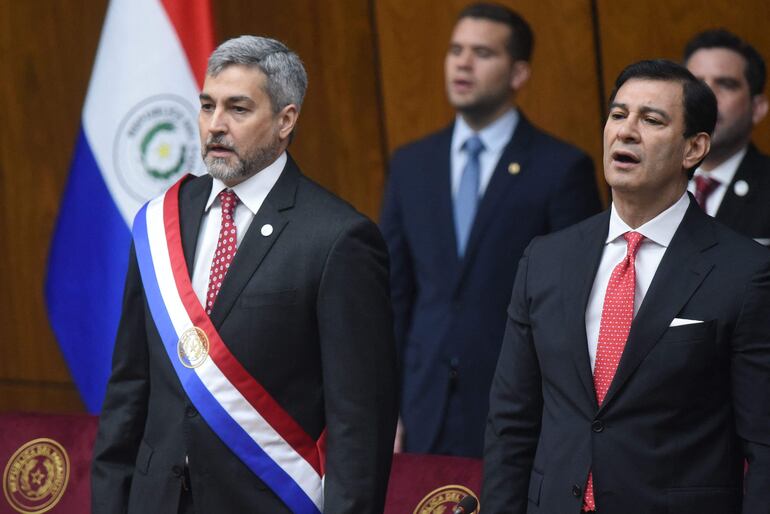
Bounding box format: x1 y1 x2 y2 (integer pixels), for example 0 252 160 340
509 61 531 91
683 132 711 169
277 104 299 140
751 94 768 125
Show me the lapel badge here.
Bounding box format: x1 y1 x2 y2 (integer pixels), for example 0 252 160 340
508 162 521 175
733 179 749 197
261 224 274 236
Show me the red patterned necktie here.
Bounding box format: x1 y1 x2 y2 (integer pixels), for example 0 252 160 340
693 175 720 210
205 190 239 316
583 231 644 511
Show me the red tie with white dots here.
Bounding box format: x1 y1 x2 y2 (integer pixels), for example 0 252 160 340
693 175 720 211
583 231 644 511
205 189 239 316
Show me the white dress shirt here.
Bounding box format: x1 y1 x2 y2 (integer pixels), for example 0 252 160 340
450 108 519 198
585 192 690 371
688 146 747 216
190 152 286 308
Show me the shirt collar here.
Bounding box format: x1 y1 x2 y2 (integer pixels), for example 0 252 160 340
692 145 748 185
607 191 690 248
205 151 287 215
452 108 519 155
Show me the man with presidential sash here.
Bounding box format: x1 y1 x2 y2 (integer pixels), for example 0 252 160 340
91 36 398 514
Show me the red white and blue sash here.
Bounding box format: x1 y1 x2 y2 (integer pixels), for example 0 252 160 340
132 177 325 514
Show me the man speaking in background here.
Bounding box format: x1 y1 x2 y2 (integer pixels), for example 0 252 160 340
684 29 770 245
482 60 770 513
92 35 397 514
380 2 601 458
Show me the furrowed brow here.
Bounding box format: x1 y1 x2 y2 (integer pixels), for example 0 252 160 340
226 95 253 104
638 106 671 121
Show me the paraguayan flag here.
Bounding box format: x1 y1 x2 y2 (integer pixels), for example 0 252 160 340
45 0 214 412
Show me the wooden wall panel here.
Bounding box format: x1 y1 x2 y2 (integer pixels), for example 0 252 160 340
596 0 770 154
375 0 606 198
0 383 83 413
374 1 460 151
0 1 108 412
4 0 769 413
213 0 387 220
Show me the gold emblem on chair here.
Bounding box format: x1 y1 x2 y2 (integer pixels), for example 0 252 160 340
3 438 70 514
178 326 210 368
413 484 479 514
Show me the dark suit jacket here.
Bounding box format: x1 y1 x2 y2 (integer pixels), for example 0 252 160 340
380 114 601 457
713 144 770 244
482 198 770 513
91 156 398 513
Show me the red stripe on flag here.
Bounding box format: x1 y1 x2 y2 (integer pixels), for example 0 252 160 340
160 0 216 88
162 178 324 476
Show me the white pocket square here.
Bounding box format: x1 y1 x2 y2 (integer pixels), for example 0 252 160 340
669 318 703 327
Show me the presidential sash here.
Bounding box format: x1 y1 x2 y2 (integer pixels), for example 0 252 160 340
132 176 325 514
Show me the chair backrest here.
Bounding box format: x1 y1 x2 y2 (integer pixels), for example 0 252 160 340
0 412 98 514
384 452 482 514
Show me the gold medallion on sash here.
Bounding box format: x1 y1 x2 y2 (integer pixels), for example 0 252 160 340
178 327 209 368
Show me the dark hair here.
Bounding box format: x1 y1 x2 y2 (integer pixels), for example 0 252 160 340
683 29 766 96
457 2 533 61
609 59 717 138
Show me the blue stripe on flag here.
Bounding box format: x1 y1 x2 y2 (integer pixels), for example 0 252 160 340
132 207 320 514
45 127 131 413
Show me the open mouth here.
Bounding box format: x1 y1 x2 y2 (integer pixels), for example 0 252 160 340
452 78 474 91
206 144 235 156
612 149 640 165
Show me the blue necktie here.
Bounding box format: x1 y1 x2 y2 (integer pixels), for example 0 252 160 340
454 135 484 256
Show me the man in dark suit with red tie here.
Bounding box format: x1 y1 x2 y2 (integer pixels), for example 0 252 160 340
482 60 770 513
91 35 397 514
684 29 770 246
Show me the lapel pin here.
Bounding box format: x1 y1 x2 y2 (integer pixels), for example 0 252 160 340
261 224 273 236
733 180 749 197
508 162 521 175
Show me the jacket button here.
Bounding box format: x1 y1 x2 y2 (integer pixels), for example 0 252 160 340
186 407 198 418
449 369 459 379
592 419 604 433
572 484 582 497
171 465 183 477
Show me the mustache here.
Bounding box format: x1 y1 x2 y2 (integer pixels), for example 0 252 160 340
204 135 237 154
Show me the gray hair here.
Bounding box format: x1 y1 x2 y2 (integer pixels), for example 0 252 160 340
207 35 308 113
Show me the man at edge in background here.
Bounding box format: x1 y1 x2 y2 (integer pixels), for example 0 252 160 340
684 29 770 245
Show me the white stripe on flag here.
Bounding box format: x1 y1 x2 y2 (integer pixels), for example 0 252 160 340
84 0 204 226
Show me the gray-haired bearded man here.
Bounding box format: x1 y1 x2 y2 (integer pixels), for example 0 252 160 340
92 35 397 514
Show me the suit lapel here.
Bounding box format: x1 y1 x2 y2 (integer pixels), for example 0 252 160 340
714 144 757 224
179 174 212 271
452 115 535 293
561 212 609 406
208 157 299 328
429 126 462 270
599 200 716 413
